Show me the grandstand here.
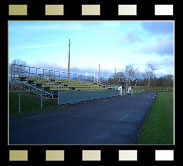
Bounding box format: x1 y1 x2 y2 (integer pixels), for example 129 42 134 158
10 64 118 102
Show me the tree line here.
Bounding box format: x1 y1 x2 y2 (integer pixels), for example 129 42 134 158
108 64 173 87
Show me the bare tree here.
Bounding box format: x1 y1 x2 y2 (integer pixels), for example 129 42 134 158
125 65 136 86
134 67 141 86
9 59 28 90
9 59 28 76
108 72 125 85
145 64 156 87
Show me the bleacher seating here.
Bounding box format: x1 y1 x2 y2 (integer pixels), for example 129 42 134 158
18 75 107 92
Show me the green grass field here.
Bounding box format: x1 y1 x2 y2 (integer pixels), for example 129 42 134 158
9 93 64 117
137 92 173 144
133 86 173 92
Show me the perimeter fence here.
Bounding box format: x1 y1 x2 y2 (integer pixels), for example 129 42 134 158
9 90 58 117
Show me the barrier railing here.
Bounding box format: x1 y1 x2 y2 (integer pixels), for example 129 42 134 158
58 89 120 105
10 64 101 83
9 90 58 117
9 90 41 114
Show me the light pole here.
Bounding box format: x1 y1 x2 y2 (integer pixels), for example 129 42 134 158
98 64 100 84
68 39 71 80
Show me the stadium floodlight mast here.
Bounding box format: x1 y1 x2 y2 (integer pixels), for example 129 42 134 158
114 68 117 85
98 64 101 84
68 38 71 80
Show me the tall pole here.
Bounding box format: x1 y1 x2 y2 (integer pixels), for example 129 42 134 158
98 64 100 84
43 69 45 79
114 68 116 85
68 39 71 80
94 68 95 82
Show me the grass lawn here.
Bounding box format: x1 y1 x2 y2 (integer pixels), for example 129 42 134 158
9 93 64 117
137 92 173 144
133 86 173 92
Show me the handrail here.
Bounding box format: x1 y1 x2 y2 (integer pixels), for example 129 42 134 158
9 90 37 93
13 78 53 97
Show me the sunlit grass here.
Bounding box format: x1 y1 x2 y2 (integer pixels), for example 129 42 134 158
137 92 173 144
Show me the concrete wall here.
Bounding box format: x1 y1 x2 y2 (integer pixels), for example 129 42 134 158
58 90 120 105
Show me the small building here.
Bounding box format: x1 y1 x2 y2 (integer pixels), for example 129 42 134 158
118 77 128 95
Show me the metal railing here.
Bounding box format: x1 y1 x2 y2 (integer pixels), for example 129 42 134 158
13 78 54 98
9 90 44 114
10 63 101 83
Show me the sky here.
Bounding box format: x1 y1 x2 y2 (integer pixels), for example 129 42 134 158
9 21 174 78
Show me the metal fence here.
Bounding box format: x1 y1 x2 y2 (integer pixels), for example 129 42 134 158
9 87 146 114
9 90 45 114
9 89 121 115
58 90 120 105
10 64 101 83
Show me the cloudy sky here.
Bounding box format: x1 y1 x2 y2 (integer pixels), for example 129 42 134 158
9 21 174 78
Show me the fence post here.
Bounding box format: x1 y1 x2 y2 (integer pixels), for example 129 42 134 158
18 92 21 113
41 91 43 109
29 66 30 77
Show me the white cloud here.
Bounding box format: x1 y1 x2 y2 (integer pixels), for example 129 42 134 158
136 36 174 56
9 21 174 78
